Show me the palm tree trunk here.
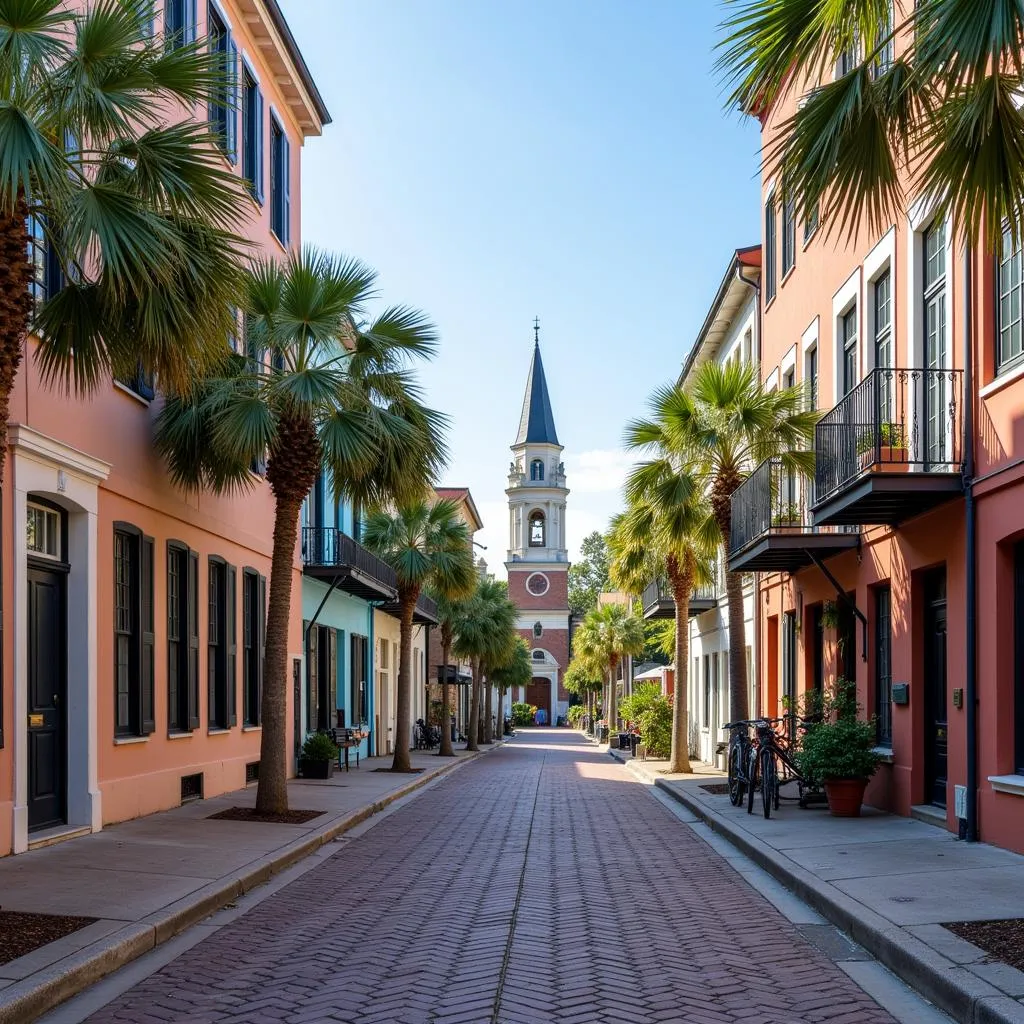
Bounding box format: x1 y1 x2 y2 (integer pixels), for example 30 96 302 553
439 628 454 757
466 657 480 750
713 478 749 724
0 199 32 488
392 591 417 771
483 671 493 743
255 494 302 815
667 555 693 774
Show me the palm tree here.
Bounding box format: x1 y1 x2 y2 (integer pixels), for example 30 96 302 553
716 0 1021 249
564 656 603 733
452 577 517 751
490 636 532 734
574 603 646 741
431 589 469 757
610 472 717 773
0 0 248 484
155 250 446 812
363 500 477 771
625 364 816 722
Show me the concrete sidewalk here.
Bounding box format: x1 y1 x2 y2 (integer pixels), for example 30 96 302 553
611 746 1024 1024
0 744 495 1024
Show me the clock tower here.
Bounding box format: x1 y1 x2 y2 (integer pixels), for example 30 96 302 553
505 324 571 725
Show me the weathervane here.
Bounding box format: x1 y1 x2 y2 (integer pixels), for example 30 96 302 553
533 316 540 344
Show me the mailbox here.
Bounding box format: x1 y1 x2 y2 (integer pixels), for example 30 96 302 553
892 683 909 706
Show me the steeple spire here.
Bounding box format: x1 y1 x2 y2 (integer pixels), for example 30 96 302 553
515 324 559 446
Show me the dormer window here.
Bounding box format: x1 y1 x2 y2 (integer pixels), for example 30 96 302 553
529 510 545 547
530 459 544 482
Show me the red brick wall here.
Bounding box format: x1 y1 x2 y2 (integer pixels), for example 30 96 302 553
519 627 570 701
508 568 568 609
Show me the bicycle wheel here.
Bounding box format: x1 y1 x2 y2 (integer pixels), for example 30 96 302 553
760 747 777 819
746 747 758 815
728 739 746 807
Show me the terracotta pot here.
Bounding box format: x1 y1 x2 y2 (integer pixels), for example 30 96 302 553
823 777 868 817
860 446 908 472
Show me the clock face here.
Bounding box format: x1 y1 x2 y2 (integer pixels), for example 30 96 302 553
526 572 549 596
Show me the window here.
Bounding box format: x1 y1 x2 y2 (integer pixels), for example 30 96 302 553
533 649 544 661
998 224 1023 374
702 655 710 724
242 66 264 203
207 4 236 160
806 346 818 410
164 0 196 48
242 569 264 726
533 621 543 638
743 328 753 364
923 220 948 462
307 624 337 732
208 558 236 730
351 634 368 725
876 586 892 747
781 197 796 277
115 362 156 401
114 525 155 738
873 2 895 76
270 115 290 244
27 503 60 560
804 202 819 243
841 305 858 396
764 195 777 303
167 543 199 733
530 459 544 482
874 270 893 419
529 510 545 547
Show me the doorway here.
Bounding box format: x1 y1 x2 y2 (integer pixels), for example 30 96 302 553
27 565 67 831
525 677 551 724
923 568 948 807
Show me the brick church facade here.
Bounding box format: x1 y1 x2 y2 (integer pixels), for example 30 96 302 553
505 330 571 725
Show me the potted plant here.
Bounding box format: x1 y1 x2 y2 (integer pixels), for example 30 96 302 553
299 732 338 780
857 423 907 471
771 501 802 530
796 681 880 816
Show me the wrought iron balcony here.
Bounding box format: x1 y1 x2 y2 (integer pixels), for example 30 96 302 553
381 591 440 626
812 367 964 526
728 457 859 573
641 579 716 620
301 527 398 602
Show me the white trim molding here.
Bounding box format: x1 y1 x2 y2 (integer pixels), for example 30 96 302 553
864 227 897 372
989 775 1024 798
801 315 820 355
832 268 862 400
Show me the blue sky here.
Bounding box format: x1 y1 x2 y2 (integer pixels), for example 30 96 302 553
281 0 761 572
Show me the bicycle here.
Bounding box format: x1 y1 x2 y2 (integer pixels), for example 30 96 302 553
724 719 757 807
745 715 822 818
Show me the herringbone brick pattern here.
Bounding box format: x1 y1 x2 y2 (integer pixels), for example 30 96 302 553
85 734 894 1024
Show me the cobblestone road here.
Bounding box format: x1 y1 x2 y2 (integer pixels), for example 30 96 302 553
87 732 896 1024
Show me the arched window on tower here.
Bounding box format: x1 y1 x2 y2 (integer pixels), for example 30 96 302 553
529 510 545 547
530 459 544 482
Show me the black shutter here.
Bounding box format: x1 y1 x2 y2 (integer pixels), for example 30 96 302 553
258 574 266 723
228 565 237 727
328 628 337 728
308 623 318 732
141 536 155 735
188 550 200 730
208 562 217 727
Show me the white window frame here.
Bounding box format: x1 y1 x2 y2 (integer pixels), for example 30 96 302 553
831 269 862 402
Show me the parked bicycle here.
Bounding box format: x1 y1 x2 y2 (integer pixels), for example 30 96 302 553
724 719 757 808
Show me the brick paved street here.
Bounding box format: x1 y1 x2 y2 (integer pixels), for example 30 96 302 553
82 732 899 1024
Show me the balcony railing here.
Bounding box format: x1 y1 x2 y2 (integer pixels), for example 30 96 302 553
300 526 398 602
814 367 963 510
641 578 717 620
728 456 859 573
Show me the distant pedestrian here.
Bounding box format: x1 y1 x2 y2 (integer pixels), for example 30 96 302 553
535 707 547 726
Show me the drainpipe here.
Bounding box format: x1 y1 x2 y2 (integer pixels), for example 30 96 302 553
962 244 978 843
737 261 763 715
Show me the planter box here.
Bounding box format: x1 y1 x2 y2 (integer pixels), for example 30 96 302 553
770 523 803 533
859 446 908 472
298 757 334 780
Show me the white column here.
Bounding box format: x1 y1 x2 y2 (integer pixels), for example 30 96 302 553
12 481 29 853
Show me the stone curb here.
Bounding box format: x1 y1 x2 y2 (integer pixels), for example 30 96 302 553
608 748 1024 1024
0 746 495 1024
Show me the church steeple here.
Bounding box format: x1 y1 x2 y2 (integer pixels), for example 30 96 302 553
515 324 559 446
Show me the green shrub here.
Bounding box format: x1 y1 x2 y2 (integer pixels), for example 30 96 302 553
619 682 672 759
567 705 585 726
796 679 880 782
511 702 537 726
301 732 338 761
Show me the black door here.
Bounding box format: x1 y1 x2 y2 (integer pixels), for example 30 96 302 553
924 569 948 807
782 611 797 741
838 597 857 683
811 605 824 695
27 566 67 831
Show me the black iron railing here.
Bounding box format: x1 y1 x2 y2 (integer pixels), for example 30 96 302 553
415 593 438 621
814 367 963 506
642 578 716 613
301 527 397 588
730 456 814 557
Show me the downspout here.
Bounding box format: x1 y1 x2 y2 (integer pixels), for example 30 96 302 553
737 261 763 717
963 243 978 842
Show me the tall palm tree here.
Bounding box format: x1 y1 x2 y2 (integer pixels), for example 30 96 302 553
452 577 517 750
717 0 1022 249
0 0 248 484
155 250 446 812
564 656 603 732
610 470 718 774
490 636 532 734
574 603 646 740
363 500 477 771
626 364 816 722
431 589 469 757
